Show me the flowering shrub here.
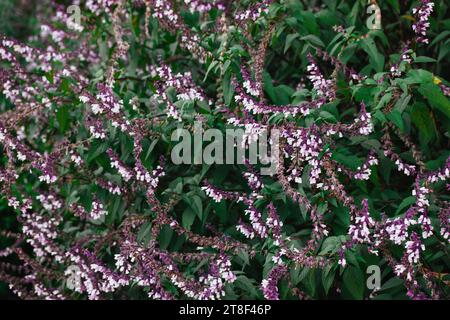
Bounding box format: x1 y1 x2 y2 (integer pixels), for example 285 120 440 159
0 0 449 300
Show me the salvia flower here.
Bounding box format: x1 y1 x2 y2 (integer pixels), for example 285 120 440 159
405 232 425 264
261 265 287 300
349 199 374 243
306 53 335 102
412 1 434 44
438 208 450 241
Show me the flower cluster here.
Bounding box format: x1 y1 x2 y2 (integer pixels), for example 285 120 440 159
0 0 449 302
412 1 434 44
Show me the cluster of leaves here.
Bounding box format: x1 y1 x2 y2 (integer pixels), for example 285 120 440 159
0 0 449 300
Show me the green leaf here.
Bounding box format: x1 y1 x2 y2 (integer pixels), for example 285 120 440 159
284 34 299 53
414 56 437 63
375 92 392 111
394 196 416 215
234 276 260 298
263 71 277 103
380 277 403 291
236 249 250 267
273 85 294 105
410 102 437 143
191 195 203 219
300 34 324 48
212 200 227 224
332 152 362 171
322 265 336 295
87 141 109 163
361 38 385 72
418 83 450 119
387 0 400 14
405 69 433 84
319 111 337 122
299 10 320 35
158 225 173 250
137 221 152 244
349 1 361 26
386 110 404 132
320 236 346 255
181 207 196 230
342 266 365 300
222 70 234 106
430 30 450 47
56 105 69 133
203 60 218 82
392 93 411 114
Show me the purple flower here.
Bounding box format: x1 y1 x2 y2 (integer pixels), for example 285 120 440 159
261 265 287 300
412 1 434 44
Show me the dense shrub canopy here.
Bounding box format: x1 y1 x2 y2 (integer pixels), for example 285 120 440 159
0 0 449 300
